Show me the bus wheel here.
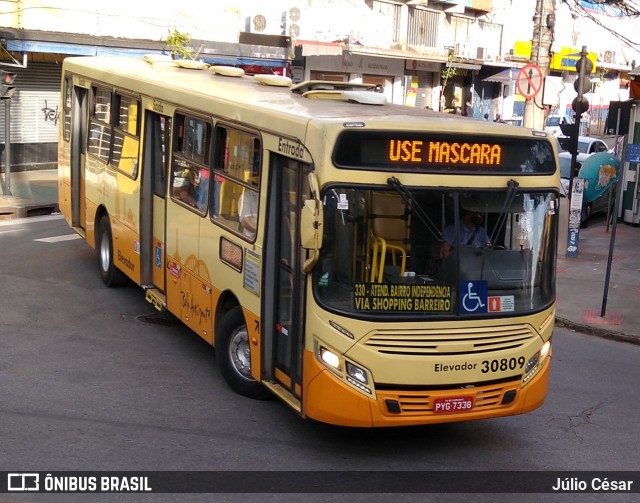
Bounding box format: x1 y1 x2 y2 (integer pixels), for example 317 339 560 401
97 215 128 287
216 306 270 400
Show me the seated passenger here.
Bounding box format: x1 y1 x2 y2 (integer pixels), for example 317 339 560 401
238 188 258 238
441 209 491 257
173 170 198 207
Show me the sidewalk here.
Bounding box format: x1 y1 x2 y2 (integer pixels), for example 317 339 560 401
0 169 58 219
1 168 639 344
556 216 640 345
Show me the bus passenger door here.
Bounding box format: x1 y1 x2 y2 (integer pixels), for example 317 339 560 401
263 155 311 400
140 111 171 292
70 86 87 230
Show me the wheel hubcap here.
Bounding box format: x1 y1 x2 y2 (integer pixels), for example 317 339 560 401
229 327 252 380
100 232 110 273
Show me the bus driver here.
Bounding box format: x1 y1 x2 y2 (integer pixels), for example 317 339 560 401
441 209 491 257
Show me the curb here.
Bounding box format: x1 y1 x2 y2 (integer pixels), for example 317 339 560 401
555 317 640 346
0 199 59 220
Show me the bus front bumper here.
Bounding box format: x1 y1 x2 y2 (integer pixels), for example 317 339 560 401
302 348 551 428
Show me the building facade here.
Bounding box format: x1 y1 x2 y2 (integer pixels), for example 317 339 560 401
0 0 638 170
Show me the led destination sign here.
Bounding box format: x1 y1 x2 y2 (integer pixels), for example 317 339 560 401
389 140 502 166
333 131 555 174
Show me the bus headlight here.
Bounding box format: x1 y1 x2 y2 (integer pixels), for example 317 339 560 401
524 353 539 374
540 340 551 359
316 342 373 395
319 346 340 370
346 362 368 385
523 340 552 384
345 361 371 394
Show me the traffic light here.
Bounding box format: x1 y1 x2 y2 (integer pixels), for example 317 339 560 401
572 55 592 113
0 70 16 99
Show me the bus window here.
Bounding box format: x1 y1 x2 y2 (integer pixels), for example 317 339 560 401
171 113 211 213
148 115 170 198
87 85 112 163
63 76 72 142
211 126 261 240
111 93 140 178
315 187 558 318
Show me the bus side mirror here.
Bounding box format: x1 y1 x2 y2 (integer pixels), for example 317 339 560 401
301 199 322 248
301 173 323 273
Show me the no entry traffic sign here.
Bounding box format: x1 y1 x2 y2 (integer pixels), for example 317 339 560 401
516 63 543 99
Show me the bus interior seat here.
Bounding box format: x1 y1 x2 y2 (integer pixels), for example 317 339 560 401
369 192 409 282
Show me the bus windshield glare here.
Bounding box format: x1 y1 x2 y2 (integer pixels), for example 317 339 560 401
314 187 558 318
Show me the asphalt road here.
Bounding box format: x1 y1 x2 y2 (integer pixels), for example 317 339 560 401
1 215 639 502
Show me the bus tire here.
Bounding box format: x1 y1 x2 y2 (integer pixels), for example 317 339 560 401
216 306 270 400
97 215 128 287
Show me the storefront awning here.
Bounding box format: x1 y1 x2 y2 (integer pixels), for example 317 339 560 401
7 39 156 58
298 40 343 57
447 62 482 71
482 68 517 83
200 55 288 68
597 61 633 72
6 39 288 68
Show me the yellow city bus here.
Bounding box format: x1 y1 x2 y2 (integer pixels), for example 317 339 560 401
59 55 559 427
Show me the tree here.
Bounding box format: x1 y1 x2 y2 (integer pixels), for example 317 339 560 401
439 48 458 112
165 29 203 60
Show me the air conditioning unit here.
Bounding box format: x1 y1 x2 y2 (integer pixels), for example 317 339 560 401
286 6 302 39
476 47 488 60
245 12 285 34
455 42 467 57
604 50 615 64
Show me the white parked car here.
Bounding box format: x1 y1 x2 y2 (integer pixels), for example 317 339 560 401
545 114 574 136
557 136 610 160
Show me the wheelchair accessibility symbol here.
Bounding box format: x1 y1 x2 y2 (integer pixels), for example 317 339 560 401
460 280 488 314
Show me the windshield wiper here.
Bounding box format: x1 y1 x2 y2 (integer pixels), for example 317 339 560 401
489 179 519 246
387 176 443 241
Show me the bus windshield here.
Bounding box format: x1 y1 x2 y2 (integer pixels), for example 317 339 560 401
314 186 558 318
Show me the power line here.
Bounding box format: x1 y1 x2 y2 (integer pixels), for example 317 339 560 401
565 0 640 50
580 0 640 17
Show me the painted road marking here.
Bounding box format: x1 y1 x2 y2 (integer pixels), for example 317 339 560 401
34 234 82 243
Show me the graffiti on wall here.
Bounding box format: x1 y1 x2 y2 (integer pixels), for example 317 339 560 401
41 99 59 126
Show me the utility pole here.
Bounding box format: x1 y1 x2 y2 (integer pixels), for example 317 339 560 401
0 70 16 196
523 0 554 130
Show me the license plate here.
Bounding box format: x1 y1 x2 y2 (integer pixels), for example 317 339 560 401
433 396 474 414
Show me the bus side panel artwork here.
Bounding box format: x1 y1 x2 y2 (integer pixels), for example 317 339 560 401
165 254 182 321
180 269 214 343
108 215 141 285
112 170 141 238
83 154 104 247
90 167 143 285
165 205 202 329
